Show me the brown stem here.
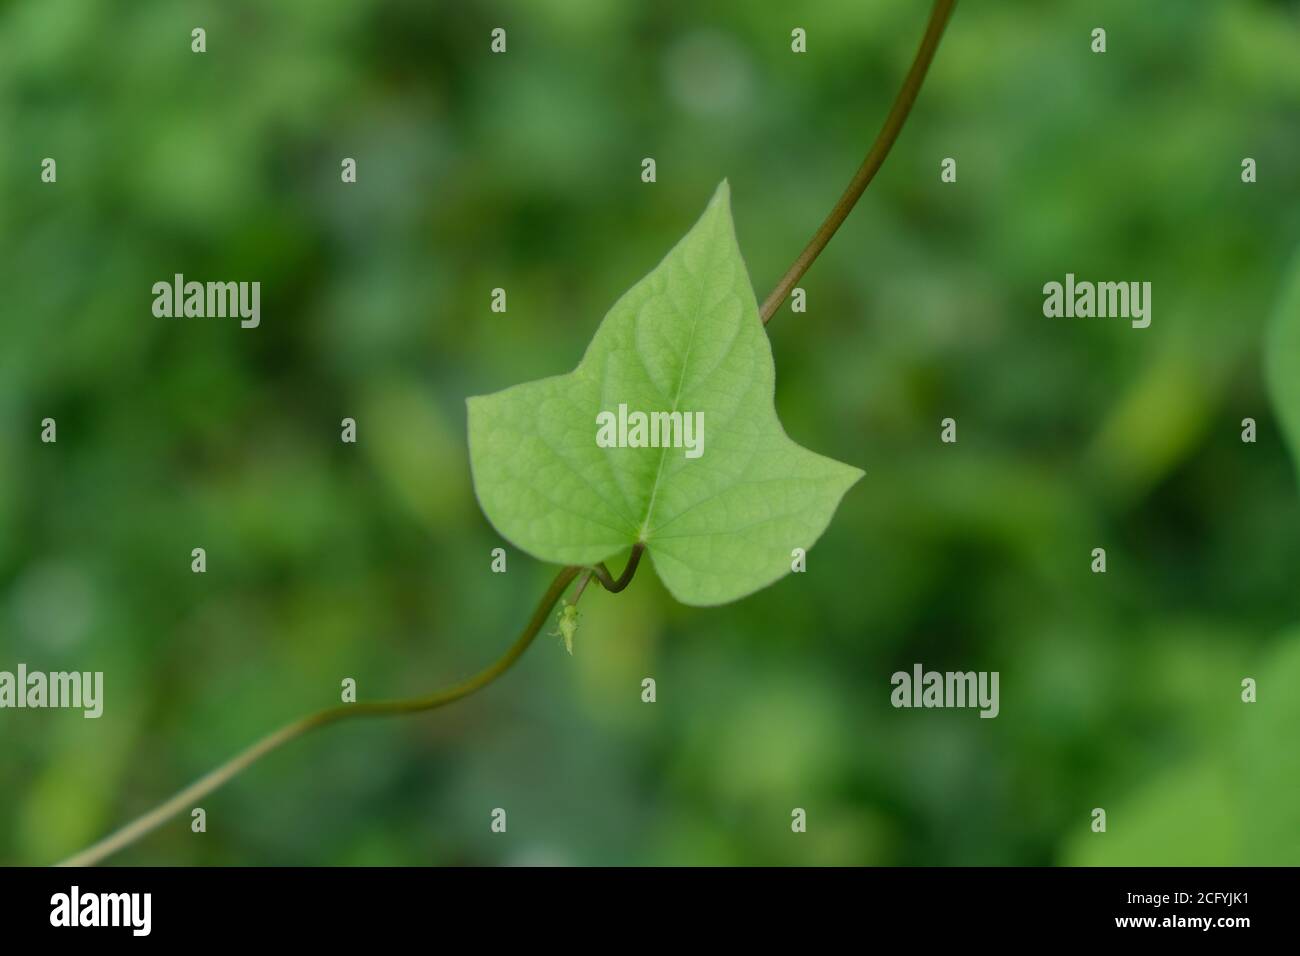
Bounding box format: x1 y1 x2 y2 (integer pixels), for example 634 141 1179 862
56 565 581 867
590 542 645 593
59 543 653 867
759 0 958 323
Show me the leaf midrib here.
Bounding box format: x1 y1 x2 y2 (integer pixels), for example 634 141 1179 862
638 284 706 543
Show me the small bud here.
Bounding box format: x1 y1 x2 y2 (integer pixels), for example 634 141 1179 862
553 602 580 654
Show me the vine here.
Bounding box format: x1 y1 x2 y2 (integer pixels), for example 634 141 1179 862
56 0 957 868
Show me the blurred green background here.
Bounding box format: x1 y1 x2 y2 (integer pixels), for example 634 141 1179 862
2 0 1299 866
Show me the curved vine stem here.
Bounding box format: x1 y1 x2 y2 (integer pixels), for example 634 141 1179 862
58 562 593 867
54 0 954 867
590 542 644 593
759 0 957 324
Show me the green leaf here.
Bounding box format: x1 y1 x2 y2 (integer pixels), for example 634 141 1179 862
467 182 863 606
1267 250 1300 478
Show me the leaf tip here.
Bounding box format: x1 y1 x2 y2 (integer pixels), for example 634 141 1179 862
710 178 732 208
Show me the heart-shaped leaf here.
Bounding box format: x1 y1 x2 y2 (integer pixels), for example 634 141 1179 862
467 182 863 606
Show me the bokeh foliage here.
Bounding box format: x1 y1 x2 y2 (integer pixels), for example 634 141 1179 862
1 0 1298 865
